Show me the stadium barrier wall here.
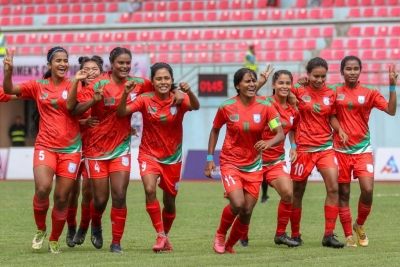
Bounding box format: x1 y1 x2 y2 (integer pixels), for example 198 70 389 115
374 148 400 180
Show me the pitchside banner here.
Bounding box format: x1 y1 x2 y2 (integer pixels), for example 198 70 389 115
182 150 323 181
0 55 149 83
0 148 9 180
374 148 400 180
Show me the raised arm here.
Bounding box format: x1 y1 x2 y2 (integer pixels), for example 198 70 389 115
71 85 104 116
2 49 22 95
178 82 200 110
255 64 275 94
67 70 91 111
116 80 136 117
385 63 398 116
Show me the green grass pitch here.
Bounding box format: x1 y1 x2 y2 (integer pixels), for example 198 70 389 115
0 181 399 267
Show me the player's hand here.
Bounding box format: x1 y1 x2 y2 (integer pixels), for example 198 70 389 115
259 64 275 84
288 92 298 106
130 127 139 137
124 80 136 94
178 82 191 93
3 48 14 72
171 89 184 106
289 148 298 162
254 140 271 151
389 63 398 86
86 116 99 127
204 161 216 179
338 128 348 144
297 77 309 87
74 70 89 81
93 85 104 103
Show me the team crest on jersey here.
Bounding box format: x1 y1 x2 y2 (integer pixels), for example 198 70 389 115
358 96 365 104
129 93 137 102
366 164 374 173
40 92 49 100
148 106 157 114
170 106 177 115
337 94 345 101
302 95 311 102
121 157 129 167
68 162 77 173
323 97 330 106
230 114 239 122
253 114 261 123
289 116 294 125
62 90 68 100
104 97 115 106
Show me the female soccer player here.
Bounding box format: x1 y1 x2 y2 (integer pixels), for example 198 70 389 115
67 47 183 253
205 68 285 254
239 70 300 248
2 47 84 253
117 62 200 252
334 56 397 247
65 55 103 247
289 57 347 248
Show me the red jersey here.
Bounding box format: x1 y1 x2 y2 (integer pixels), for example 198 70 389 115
213 96 281 172
291 84 337 153
0 87 12 102
128 92 191 164
262 95 298 166
19 78 81 152
79 71 153 159
333 82 388 154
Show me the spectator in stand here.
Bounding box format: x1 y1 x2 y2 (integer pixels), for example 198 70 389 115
9 115 27 147
244 45 258 73
127 0 143 15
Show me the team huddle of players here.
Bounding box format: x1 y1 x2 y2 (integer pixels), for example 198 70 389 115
1 46 398 254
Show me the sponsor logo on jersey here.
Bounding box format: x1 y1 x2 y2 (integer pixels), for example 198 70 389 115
104 97 115 106
302 95 311 102
323 97 330 106
170 106 177 115
129 93 137 102
253 114 261 123
337 94 345 101
380 156 399 173
68 162 77 173
62 90 68 100
358 95 365 104
230 114 239 122
121 156 129 167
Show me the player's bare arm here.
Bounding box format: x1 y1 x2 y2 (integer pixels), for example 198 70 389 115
255 64 274 94
385 63 397 116
329 115 348 143
205 127 220 178
2 48 22 95
116 80 136 117
178 82 200 110
255 125 284 151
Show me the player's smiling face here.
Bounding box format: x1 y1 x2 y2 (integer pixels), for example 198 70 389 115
308 66 327 90
111 53 131 80
273 74 292 98
341 60 361 85
48 52 69 79
236 72 257 97
83 61 101 85
152 68 172 96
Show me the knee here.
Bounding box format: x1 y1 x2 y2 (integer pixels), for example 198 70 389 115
144 185 157 199
293 186 305 199
69 190 80 202
280 189 293 203
229 200 244 215
111 191 127 208
35 185 52 199
93 195 109 210
81 188 92 203
54 192 69 209
327 185 338 196
339 188 350 202
361 186 373 196
241 206 254 218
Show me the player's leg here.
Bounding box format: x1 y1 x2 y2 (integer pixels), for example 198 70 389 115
74 173 92 245
66 173 81 247
260 178 269 203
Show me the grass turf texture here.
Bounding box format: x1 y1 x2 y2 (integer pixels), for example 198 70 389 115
0 181 399 267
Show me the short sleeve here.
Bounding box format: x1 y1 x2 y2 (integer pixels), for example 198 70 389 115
213 107 226 129
181 94 191 113
265 106 281 130
78 83 94 102
141 78 153 93
291 84 304 98
127 94 145 114
372 90 389 111
330 91 337 115
19 80 38 100
0 87 11 102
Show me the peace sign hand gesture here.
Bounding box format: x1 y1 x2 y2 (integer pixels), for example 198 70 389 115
389 63 398 86
3 48 14 73
259 64 275 84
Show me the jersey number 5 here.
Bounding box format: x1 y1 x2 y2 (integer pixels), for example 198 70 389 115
38 150 45 161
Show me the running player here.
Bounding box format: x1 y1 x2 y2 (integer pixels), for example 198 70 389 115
333 57 397 247
117 62 200 252
205 68 285 254
289 57 347 248
239 70 300 248
65 55 103 247
67 47 184 253
2 47 84 253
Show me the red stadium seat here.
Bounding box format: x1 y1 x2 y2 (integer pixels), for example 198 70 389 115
229 29 240 39
330 63 340 72
82 45 92 54
36 5 46 14
28 34 38 44
333 0 345 6
309 9 320 19
165 31 175 41
108 3 118 12
323 26 334 37
321 0 334 7
363 8 374 17
321 8 333 19
377 26 388 36
244 0 254 8
220 11 230 21
184 53 196 63
156 1 167 11
206 12 217 21
178 30 188 40
232 0 242 9
158 53 170 63
376 7 388 17
5 35 14 45
32 46 43 55
282 28 293 38
182 1 192 10
347 39 358 49
12 17 22 26
170 53 181 64
360 0 372 5
375 50 387 60
127 32 137 42
83 15 94 24
169 1 179 10
60 5 70 13
184 43 195 52
169 13 180 22
213 42 222 51
224 52 236 63
216 29 227 39
360 39 372 48
89 33 100 43
139 31 150 41
71 15 81 24
369 63 381 72
391 26 400 36
278 39 289 50
320 50 332 60
206 1 216 9
84 4 94 13
293 40 304 50
95 14 105 23
23 16 33 25
46 16 57 24
292 51 303 61
296 0 307 7
390 48 400 59
390 7 400 16
203 30 214 40
40 34 50 44
131 13 142 22
159 44 169 52
348 0 359 6
14 6 23 15
114 32 124 42
47 5 58 13
152 31 163 41
193 12 204 21
284 10 295 20
95 3 106 13
243 29 254 39
238 42 248 50
270 10 281 20
331 39 343 49
170 44 181 52
144 13 154 23
143 2 154 11
71 4 81 13
278 51 290 61
198 43 209 52
333 50 345 60
59 15 69 24
305 39 316 49
257 0 267 8
297 9 307 19
329 74 341 83
363 26 375 36
348 26 361 36
132 44 144 53
64 33 74 43
94 45 106 54
296 28 307 38
15 34 26 44
309 27 321 37
255 28 266 38
194 1 204 10
1 6 11 16
388 38 399 48
362 50 373 60
19 47 31 55
181 12 192 22
388 0 399 4
243 11 254 20
257 10 268 20
269 28 280 38
374 0 386 4
76 33 87 42
190 30 201 40
119 13 130 23
223 42 236 51
374 38 386 48
51 33 62 44
70 46 81 55
25 6 35 14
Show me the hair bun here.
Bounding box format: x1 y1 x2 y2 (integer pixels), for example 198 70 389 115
78 56 88 64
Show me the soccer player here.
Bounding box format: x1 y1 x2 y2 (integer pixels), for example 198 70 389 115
67 47 183 253
205 68 285 254
289 57 347 248
65 55 104 247
117 62 200 252
333 56 397 247
239 70 300 248
2 47 83 253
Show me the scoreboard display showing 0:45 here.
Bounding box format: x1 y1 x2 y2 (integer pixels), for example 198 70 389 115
198 74 228 97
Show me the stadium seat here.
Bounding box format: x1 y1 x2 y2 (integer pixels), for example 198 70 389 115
348 0 359 6
126 32 136 42
278 51 290 61
284 10 295 20
321 8 333 19
144 13 154 23
360 39 372 49
244 0 255 9
32 46 43 55
182 1 192 10
320 50 332 60
237 42 248 50
309 27 320 37
132 44 144 53
363 8 374 17
95 14 105 23
190 30 201 40
388 0 399 4
51 33 62 43
159 44 169 52
169 1 179 10
1 17 10 26
114 32 124 42
170 44 181 52
165 31 175 41
184 43 195 52
293 40 304 50
390 7 400 16
152 31 163 41
178 30 188 40
330 63 340 72
297 9 307 19
232 0 242 9
12 17 22 26
198 52 209 63
292 51 304 61
47 5 58 13
243 29 254 39
296 27 307 38
28 34 38 44
281 28 293 38
309 9 320 19
94 45 105 54
203 30 214 40
362 50 373 60
71 4 81 13
25 6 34 14
333 50 345 60
229 29 240 39
71 15 81 24
139 31 150 41
23 16 33 25
15 34 26 44
156 1 167 11
131 13 142 22
119 13 130 23
270 10 281 20
59 15 69 24
95 3 106 13
257 10 268 20
305 39 316 49
143 2 154 11
363 26 375 36
257 0 268 8
348 8 361 18
181 12 192 22
64 33 75 43
376 7 388 17
184 53 196 63
389 49 399 59
331 39 343 49
369 63 381 72
278 40 289 50
329 74 341 83
323 26 334 37
375 50 387 60
296 0 307 7
223 42 236 51
108 3 118 12
1 6 11 16
388 38 399 48
36 5 46 14
194 1 204 10
13 6 23 15
206 12 217 21
218 0 229 9
243 11 254 20
377 26 388 36
76 33 87 42
19 46 31 55
206 1 216 9
269 28 280 38
333 0 345 6
361 0 372 5
348 26 361 36
374 38 386 48
347 39 358 49
40 34 50 44
170 53 181 63
83 4 94 13
83 15 94 24
82 45 92 54
264 51 276 61
169 13 180 22
321 0 334 7
220 11 230 21
194 12 204 21
216 29 227 39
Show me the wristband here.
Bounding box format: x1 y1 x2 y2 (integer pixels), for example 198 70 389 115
291 143 297 149
206 154 214 162
390 85 396 92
